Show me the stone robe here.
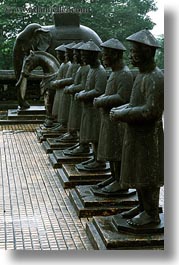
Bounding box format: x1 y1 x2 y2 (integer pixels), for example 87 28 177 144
58 62 80 125
97 66 133 161
80 65 107 143
52 61 71 117
68 65 90 131
119 67 164 188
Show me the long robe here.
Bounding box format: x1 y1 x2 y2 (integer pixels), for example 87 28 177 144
80 65 107 143
52 61 71 117
119 67 164 188
68 65 90 131
97 66 133 161
58 62 80 125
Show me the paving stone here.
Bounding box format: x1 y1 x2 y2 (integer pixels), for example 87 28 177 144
0 124 93 250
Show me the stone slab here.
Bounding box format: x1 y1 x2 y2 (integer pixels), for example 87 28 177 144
68 185 137 217
36 130 65 143
112 213 164 234
86 216 164 250
55 150 92 162
46 138 77 149
63 144 93 157
42 140 70 153
49 146 90 168
76 161 110 172
56 164 111 188
17 105 45 115
38 124 59 130
63 164 111 180
35 124 66 142
8 109 45 121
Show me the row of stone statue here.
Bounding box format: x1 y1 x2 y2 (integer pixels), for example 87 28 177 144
43 29 164 228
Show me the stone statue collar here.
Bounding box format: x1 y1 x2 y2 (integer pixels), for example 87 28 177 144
138 60 156 73
90 59 100 68
111 60 124 72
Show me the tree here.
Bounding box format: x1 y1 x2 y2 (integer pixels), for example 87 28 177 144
0 0 160 70
155 35 164 69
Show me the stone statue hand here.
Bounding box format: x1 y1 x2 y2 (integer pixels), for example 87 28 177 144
93 97 98 107
49 80 59 90
93 94 105 108
109 108 117 121
75 90 86 101
110 104 130 121
64 87 70 94
48 80 54 89
64 85 74 94
74 92 79 100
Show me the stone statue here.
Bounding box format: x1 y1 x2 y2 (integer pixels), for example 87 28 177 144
14 23 51 109
57 43 80 130
49 42 80 131
43 43 74 128
75 40 107 170
15 50 60 127
51 44 71 123
91 38 133 195
59 42 90 142
13 13 102 109
110 29 164 227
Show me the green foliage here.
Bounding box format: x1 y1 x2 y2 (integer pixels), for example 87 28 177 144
155 35 164 69
0 0 163 70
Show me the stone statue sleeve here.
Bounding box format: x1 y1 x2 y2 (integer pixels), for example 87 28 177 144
56 64 65 80
72 67 90 93
96 71 133 108
82 69 107 101
66 66 89 94
112 74 164 123
73 67 82 84
50 78 73 89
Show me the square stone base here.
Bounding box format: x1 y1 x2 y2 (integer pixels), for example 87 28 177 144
42 139 74 153
36 130 64 143
48 150 92 167
86 216 164 250
46 138 77 150
8 106 45 122
56 164 111 189
35 124 67 142
69 185 137 217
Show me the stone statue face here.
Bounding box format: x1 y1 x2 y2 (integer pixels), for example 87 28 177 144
80 50 98 65
129 42 155 67
102 48 112 67
65 49 74 62
80 50 91 65
102 47 117 67
73 50 81 64
56 51 65 63
102 47 123 68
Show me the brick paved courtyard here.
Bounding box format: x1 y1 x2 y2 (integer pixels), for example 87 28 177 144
0 124 164 250
0 124 93 250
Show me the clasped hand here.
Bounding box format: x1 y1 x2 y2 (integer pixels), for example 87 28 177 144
110 104 130 121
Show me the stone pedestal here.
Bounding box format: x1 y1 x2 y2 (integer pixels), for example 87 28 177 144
8 106 45 123
17 106 46 115
44 137 78 153
69 185 137 217
56 164 111 189
36 124 66 142
86 214 164 250
48 149 92 167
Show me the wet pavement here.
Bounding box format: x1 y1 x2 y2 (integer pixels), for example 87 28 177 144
0 124 93 250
